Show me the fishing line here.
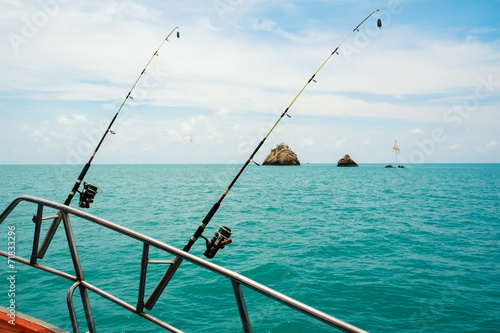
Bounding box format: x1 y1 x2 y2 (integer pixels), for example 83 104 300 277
145 9 381 310
37 27 180 259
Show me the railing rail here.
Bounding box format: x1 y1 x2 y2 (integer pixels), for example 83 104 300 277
0 195 368 333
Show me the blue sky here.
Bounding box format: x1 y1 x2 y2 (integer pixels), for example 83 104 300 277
1 0 499 164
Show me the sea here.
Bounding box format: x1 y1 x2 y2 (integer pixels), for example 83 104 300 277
0 163 499 333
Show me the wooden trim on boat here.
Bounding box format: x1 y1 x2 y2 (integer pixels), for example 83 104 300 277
0 306 67 333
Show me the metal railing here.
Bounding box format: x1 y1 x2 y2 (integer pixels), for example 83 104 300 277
0 195 368 333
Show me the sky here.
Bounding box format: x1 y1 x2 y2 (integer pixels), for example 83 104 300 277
1 0 499 165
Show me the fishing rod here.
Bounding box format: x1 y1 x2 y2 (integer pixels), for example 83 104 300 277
145 9 381 310
37 27 180 259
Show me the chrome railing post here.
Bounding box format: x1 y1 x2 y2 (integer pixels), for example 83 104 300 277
137 243 150 313
37 212 62 259
67 282 81 333
61 211 96 333
231 280 252 333
30 204 43 264
145 256 181 310
80 286 96 333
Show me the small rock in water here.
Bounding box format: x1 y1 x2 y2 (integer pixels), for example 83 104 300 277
337 154 358 167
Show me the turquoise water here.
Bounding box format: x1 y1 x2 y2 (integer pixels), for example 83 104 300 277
0 164 499 332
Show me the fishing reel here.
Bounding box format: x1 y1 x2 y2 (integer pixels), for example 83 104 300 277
202 226 232 259
78 182 99 208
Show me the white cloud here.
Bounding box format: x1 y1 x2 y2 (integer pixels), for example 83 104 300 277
335 138 346 148
302 136 315 147
56 114 89 126
411 128 424 134
252 19 277 31
485 140 499 150
328 28 500 97
474 140 499 153
216 107 232 116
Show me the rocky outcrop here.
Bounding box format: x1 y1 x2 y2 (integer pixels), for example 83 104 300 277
337 154 358 167
263 143 300 166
